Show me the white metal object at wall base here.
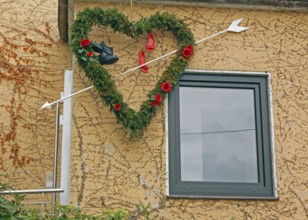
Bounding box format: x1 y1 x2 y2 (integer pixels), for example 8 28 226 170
0 188 64 217
0 188 64 195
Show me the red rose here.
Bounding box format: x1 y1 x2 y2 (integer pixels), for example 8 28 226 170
86 51 93 57
182 45 193 58
161 82 171 93
155 94 163 103
80 38 90 47
114 104 121 111
151 101 159 107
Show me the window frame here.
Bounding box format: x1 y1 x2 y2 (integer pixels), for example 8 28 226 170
166 70 277 199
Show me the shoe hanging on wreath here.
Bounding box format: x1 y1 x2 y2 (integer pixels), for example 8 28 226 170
145 32 155 52
91 42 119 65
138 49 148 73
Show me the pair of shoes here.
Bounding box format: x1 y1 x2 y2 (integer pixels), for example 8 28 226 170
138 32 155 72
91 42 119 65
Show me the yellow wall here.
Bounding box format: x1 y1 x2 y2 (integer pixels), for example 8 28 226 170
0 0 307 219
0 0 71 190
70 2 307 220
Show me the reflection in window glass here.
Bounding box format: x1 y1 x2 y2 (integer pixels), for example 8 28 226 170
180 87 258 183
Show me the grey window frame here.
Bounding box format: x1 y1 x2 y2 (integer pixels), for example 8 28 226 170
167 70 277 199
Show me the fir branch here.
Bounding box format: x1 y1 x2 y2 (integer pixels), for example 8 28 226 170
70 7 194 138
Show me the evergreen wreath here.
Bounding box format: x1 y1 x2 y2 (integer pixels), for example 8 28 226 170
70 7 195 138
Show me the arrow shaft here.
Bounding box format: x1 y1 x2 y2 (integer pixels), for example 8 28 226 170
117 30 228 78
194 29 228 44
116 49 178 78
42 25 240 109
52 85 94 106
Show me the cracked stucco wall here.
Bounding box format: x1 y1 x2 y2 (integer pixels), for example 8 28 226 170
0 0 71 195
0 0 307 219
71 2 307 219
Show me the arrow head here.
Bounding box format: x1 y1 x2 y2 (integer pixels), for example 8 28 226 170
228 18 249 33
41 102 52 110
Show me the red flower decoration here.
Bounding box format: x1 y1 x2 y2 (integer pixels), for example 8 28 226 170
145 32 155 52
161 82 171 93
182 45 193 58
86 51 93 57
151 101 159 107
80 38 90 47
155 94 163 103
114 104 121 111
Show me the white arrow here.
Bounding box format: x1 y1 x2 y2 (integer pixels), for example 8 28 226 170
40 85 95 109
41 18 248 109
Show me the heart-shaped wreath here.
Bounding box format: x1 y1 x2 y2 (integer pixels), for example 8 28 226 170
70 7 194 138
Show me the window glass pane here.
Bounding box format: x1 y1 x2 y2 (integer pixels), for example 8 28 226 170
180 87 258 183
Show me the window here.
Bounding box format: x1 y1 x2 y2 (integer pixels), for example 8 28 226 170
168 71 276 198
